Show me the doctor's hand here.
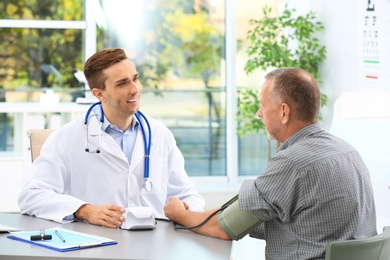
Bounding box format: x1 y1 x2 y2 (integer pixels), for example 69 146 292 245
75 204 125 228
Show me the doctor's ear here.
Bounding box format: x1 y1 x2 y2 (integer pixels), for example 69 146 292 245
91 88 105 102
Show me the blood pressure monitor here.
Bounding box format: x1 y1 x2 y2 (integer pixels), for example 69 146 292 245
217 195 264 240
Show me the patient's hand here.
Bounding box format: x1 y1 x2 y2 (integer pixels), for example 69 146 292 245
164 197 187 223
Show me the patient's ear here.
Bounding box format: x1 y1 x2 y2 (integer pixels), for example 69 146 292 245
280 103 290 124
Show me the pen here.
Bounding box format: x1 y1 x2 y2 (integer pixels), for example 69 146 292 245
55 230 66 243
78 242 102 248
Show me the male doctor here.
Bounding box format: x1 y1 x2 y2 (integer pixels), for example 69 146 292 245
18 48 205 228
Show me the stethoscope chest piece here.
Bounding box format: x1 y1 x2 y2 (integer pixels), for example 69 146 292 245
143 179 153 192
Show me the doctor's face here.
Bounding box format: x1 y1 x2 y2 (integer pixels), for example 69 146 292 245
100 59 142 117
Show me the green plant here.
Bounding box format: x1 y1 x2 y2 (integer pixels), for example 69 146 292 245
237 4 327 137
1 0 84 90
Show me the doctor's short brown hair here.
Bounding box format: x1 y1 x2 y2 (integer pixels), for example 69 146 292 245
83 48 128 91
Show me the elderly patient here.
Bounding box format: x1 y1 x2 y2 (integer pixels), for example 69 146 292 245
164 67 377 260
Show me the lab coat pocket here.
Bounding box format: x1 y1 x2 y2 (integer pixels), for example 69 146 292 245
141 157 168 195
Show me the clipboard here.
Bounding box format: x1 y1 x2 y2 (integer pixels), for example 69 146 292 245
0 224 20 233
7 227 117 252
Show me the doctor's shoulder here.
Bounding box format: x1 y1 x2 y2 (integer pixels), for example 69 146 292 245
143 115 171 136
41 119 83 147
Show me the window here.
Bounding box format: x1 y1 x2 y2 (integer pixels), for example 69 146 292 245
1 0 83 20
235 0 280 176
0 0 87 153
0 0 276 179
99 0 227 176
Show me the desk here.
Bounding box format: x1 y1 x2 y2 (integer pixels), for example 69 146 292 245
0 213 232 260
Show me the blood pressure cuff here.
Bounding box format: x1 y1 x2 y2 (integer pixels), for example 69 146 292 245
217 196 264 240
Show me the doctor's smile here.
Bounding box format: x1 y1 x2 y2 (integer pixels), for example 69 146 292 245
127 98 138 103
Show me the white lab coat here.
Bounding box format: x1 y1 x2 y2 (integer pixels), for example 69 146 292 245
18 112 205 223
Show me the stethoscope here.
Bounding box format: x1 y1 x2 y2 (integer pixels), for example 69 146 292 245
84 102 153 191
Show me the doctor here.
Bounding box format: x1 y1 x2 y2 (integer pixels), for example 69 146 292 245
18 48 205 228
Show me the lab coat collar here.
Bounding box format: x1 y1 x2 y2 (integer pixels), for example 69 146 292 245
85 112 101 136
86 109 145 168
101 113 139 132
91 103 140 132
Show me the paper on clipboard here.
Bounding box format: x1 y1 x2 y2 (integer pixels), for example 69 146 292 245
7 227 117 252
0 224 20 233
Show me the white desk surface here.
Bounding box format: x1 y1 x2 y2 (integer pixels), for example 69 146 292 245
0 213 232 260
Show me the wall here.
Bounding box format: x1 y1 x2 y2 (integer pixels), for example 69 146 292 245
311 0 390 128
278 0 360 129
312 0 360 129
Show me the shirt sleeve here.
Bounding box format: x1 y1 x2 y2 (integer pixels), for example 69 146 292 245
18 130 87 223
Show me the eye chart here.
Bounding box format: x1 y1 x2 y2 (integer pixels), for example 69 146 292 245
358 0 390 91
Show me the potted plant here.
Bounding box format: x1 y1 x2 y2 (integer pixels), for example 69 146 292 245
237 4 327 159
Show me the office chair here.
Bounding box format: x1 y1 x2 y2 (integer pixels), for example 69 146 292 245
27 129 56 162
325 226 390 260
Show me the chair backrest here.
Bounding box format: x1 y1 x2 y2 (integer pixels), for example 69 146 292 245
325 226 390 260
27 129 56 162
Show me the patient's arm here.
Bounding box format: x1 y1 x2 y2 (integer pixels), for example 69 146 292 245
164 196 264 240
164 197 231 240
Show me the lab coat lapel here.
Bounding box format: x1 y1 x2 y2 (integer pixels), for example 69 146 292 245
87 112 101 135
129 127 145 172
101 133 127 161
85 113 102 151
88 112 126 161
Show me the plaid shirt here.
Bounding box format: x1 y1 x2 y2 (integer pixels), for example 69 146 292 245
239 123 377 260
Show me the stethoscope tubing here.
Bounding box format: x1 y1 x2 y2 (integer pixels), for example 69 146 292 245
84 102 103 153
84 102 152 181
84 102 104 124
134 111 151 179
